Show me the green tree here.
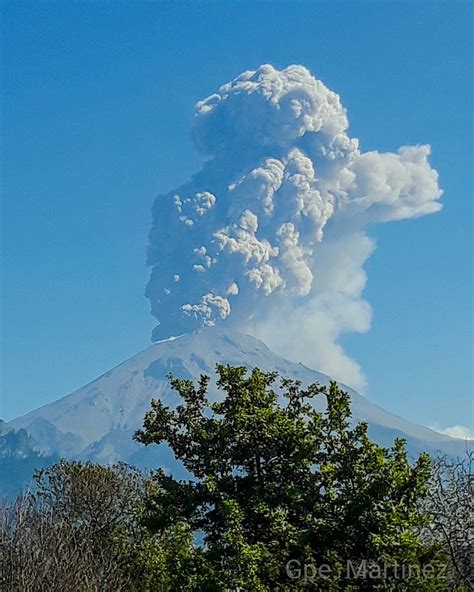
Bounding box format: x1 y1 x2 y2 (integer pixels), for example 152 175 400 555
135 365 447 590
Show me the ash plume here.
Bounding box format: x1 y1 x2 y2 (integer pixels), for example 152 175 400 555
146 65 442 389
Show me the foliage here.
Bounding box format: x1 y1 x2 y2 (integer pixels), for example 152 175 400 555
134 365 447 590
0 460 217 591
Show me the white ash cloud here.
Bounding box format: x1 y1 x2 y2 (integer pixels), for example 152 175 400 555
146 64 442 390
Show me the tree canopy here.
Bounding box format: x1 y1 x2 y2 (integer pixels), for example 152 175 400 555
134 365 448 590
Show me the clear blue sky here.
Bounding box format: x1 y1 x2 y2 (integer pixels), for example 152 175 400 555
1 1 472 431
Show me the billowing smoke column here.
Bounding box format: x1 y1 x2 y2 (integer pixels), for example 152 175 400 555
147 65 442 390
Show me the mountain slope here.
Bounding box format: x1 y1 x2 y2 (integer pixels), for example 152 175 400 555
9 327 468 466
0 420 58 499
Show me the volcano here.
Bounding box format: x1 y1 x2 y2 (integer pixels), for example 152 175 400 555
8 328 468 469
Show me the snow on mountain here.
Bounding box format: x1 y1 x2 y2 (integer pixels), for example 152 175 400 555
9 327 469 467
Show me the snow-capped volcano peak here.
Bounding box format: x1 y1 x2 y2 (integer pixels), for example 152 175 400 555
9 327 468 465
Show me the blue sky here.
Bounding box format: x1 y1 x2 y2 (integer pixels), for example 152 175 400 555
1 1 472 433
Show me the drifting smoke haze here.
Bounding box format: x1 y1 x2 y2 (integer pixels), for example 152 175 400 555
146 65 442 390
